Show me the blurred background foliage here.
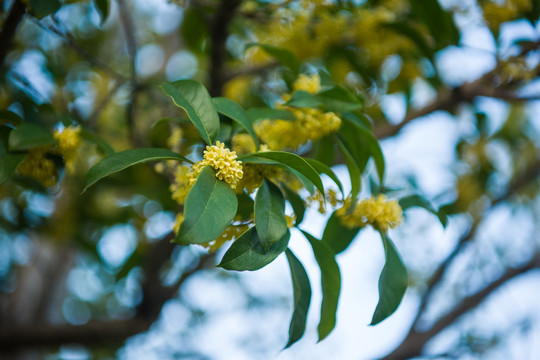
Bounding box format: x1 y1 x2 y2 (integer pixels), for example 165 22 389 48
1 0 540 359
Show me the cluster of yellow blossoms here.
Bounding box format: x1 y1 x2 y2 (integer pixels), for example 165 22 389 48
169 141 244 205
336 194 403 232
254 74 342 150
17 125 82 187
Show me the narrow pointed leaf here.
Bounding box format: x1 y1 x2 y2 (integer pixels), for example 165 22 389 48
254 179 288 251
218 227 290 271
322 211 361 254
8 123 56 151
247 107 296 122
301 231 341 341
84 148 192 192
176 166 238 244
246 43 300 74
161 80 220 145
305 158 344 197
240 151 324 195
213 97 260 148
370 234 408 325
399 194 447 228
285 90 323 108
316 85 363 113
285 249 312 348
336 137 361 205
281 183 306 225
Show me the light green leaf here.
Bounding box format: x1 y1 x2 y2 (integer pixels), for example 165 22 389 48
285 90 323 108
247 107 296 122
177 166 238 244
370 233 408 325
322 211 361 254
218 227 290 271
301 231 341 341
213 97 260 148
83 148 192 193
240 151 324 195
399 194 447 228
29 0 61 19
8 123 56 151
305 158 344 197
317 85 363 113
161 80 220 145
336 137 361 206
79 129 115 156
254 179 288 251
285 249 312 348
0 153 26 185
245 43 300 74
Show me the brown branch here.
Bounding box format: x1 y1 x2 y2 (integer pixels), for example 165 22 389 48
0 0 26 68
208 0 243 96
382 255 540 360
223 61 279 83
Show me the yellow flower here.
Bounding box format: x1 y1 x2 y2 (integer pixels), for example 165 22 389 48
336 195 403 231
192 141 244 189
54 125 82 173
232 133 257 155
223 75 253 105
173 213 184 234
167 127 183 150
293 73 321 94
17 147 58 187
169 165 192 205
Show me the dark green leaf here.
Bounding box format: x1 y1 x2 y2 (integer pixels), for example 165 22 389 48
94 0 110 25
83 148 192 193
313 135 335 167
246 43 300 75
322 211 361 254
384 21 435 60
285 249 312 348
285 90 323 108
281 183 306 225
181 7 208 53
176 166 238 244
247 107 296 122
370 233 408 325
213 97 260 148
29 0 61 19
0 153 26 185
0 110 23 127
239 151 324 195
218 227 290 271
161 80 220 145
254 179 288 251
236 192 255 220
317 85 363 113
305 158 344 197
336 137 361 205
409 0 459 49
8 123 56 151
399 194 447 227
301 231 341 341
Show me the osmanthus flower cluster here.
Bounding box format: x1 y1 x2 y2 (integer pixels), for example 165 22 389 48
16 125 83 187
336 195 403 232
254 74 342 150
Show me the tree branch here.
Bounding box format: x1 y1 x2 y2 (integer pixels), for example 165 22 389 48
382 255 540 360
0 0 26 68
208 0 243 96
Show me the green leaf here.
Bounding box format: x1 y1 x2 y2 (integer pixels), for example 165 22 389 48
181 7 208 53
247 107 296 122
246 43 300 75
83 148 192 193
409 0 459 49
317 85 363 113
0 153 26 185
285 249 312 348
176 166 238 245
336 137 361 205
240 151 324 195
384 21 435 60
254 179 288 251
8 123 56 151
301 231 341 341
161 80 220 145
399 194 447 228
79 129 115 156
213 97 260 148
322 211 361 254
305 158 344 197
313 136 336 167
0 110 23 127
29 0 61 19
281 183 306 225
370 233 408 325
94 0 110 25
285 90 323 108
218 227 290 271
